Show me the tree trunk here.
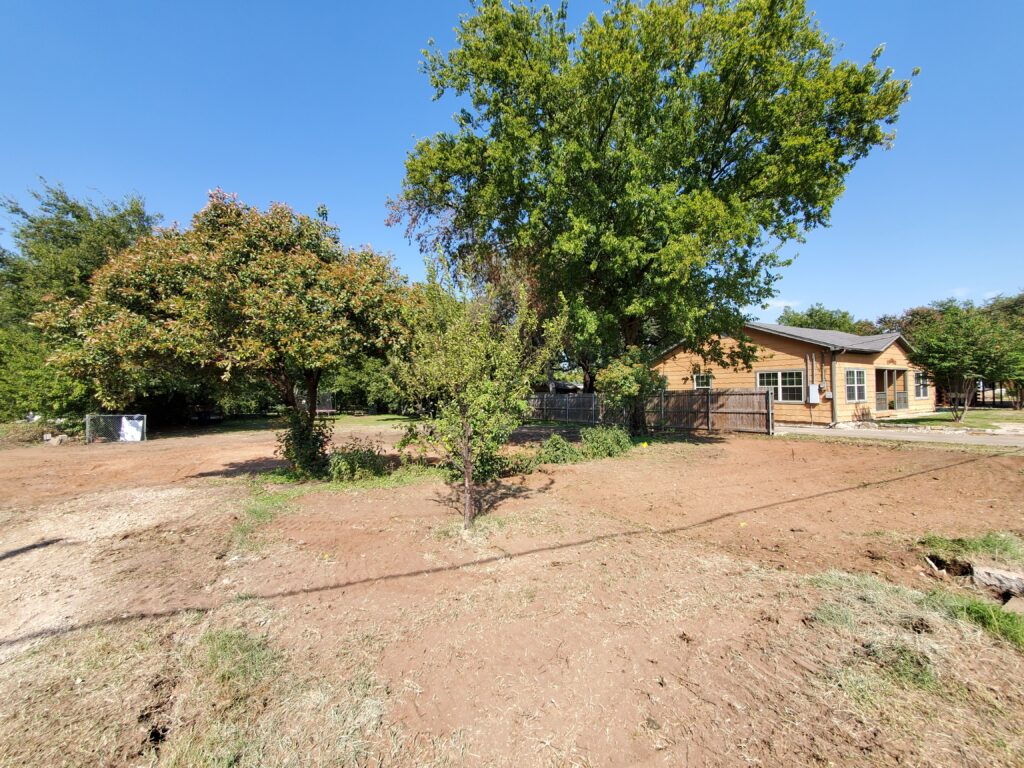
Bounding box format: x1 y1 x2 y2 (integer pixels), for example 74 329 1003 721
619 318 647 434
303 370 321 426
461 414 474 529
581 365 595 394
953 376 976 423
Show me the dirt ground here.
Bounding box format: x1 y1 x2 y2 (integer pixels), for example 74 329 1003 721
1 422 1022 767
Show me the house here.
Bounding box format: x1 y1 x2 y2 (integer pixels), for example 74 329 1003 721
653 322 936 425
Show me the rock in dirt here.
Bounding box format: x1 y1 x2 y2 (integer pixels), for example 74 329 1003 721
1003 596 1024 615
972 566 1024 598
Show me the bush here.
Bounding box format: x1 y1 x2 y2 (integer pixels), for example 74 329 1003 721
0 420 49 446
494 451 537 477
276 411 332 477
328 437 390 482
534 433 583 465
580 426 632 459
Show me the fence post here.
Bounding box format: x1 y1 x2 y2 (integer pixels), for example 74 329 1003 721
565 395 570 423
592 393 597 425
767 390 774 435
706 389 713 432
659 390 665 428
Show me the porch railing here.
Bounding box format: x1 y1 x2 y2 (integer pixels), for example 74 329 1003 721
876 392 909 411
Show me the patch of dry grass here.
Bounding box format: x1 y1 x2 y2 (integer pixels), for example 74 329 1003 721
0 601 465 768
804 570 1024 764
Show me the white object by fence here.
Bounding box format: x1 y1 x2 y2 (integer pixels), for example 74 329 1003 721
85 414 148 444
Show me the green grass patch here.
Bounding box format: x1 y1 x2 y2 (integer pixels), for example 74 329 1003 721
325 413 416 428
232 484 307 549
201 628 278 692
918 531 1024 565
925 590 1024 651
889 409 1024 430
261 461 445 490
862 640 938 689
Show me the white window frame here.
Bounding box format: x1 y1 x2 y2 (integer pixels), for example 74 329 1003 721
757 370 805 403
914 371 930 399
693 373 712 390
845 368 867 403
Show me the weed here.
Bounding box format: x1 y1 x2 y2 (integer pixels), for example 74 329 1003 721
808 603 854 628
918 532 1024 565
579 425 633 458
330 462 447 490
534 433 582 465
328 437 390 482
925 589 1024 651
862 640 938 689
232 483 305 550
532 426 634 467
201 628 278 691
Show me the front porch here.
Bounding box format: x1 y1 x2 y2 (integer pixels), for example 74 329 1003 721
875 368 909 414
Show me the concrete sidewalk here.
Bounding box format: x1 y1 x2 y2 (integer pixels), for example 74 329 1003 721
774 424 1024 449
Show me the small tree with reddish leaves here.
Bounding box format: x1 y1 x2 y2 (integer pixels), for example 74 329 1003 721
45 191 404 473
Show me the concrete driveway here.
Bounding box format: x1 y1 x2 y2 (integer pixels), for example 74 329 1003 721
775 424 1024 449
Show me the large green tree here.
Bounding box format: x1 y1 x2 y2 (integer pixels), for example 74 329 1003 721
777 303 876 334
0 183 157 418
907 303 1013 422
45 192 405 466
984 291 1024 409
390 0 914 390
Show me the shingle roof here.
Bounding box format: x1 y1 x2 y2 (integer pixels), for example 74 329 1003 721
745 322 909 353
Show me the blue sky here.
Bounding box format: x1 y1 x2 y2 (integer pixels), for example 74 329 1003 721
2 1 1021 323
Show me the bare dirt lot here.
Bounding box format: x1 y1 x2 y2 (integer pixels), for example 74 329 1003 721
1 421 1022 767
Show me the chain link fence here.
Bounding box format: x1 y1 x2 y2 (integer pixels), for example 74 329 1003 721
85 414 147 444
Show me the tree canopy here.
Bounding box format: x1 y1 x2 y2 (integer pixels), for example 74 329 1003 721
0 182 157 418
391 0 914 388
392 268 565 526
907 302 1020 421
44 192 406 437
777 303 876 335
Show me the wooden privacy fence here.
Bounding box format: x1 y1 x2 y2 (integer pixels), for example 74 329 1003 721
526 389 774 435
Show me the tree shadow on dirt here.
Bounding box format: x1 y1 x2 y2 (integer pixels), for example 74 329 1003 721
0 538 64 563
189 457 288 478
432 474 556 519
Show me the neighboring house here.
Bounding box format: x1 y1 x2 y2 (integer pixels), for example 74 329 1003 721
653 322 936 426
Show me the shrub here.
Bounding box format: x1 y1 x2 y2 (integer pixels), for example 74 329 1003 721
534 433 583 465
0 420 49 446
328 437 390 482
580 426 632 459
276 410 332 477
495 452 537 477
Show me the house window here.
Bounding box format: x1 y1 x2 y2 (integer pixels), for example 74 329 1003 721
914 371 930 399
757 370 804 403
693 374 712 389
845 369 867 402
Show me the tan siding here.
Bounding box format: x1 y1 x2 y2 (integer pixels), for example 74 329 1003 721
654 331 936 425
